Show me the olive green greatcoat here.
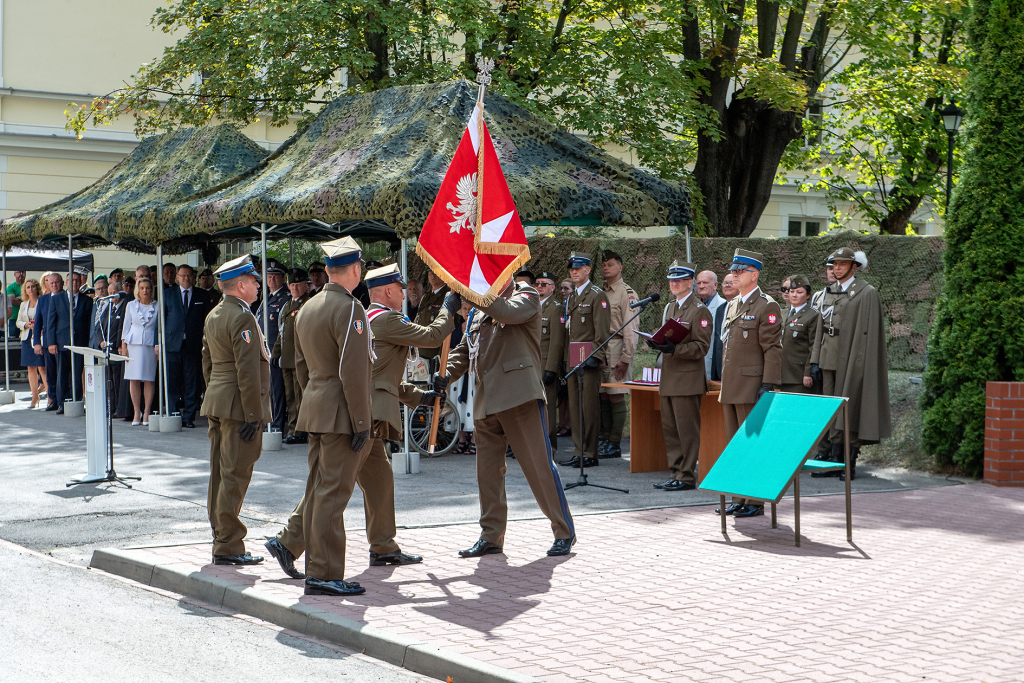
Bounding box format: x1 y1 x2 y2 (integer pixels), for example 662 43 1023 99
201 294 271 423
368 304 453 434
780 303 819 389
810 278 891 443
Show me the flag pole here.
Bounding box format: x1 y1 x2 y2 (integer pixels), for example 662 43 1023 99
427 58 494 454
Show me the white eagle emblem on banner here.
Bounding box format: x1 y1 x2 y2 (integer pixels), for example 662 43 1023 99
446 173 478 235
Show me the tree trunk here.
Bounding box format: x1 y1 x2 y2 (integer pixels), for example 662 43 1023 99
694 98 804 238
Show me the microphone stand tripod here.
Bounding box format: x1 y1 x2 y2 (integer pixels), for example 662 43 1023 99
562 301 652 493
67 296 140 489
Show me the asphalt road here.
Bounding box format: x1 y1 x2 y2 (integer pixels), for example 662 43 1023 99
0 387 963 567
0 541 427 682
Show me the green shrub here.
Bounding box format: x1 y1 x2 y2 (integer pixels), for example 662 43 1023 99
921 0 1024 476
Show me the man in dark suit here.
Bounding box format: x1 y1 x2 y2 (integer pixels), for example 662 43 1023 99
162 263 212 428
45 270 93 413
258 259 289 434
33 273 58 410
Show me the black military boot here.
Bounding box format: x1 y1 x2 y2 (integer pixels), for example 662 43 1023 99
839 446 859 482
812 443 843 478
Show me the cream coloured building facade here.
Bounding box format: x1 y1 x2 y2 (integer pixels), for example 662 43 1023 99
0 0 942 276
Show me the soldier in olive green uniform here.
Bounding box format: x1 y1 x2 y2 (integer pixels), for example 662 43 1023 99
780 274 819 394
647 261 713 491
599 252 640 459
201 255 271 565
272 268 312 444
718 249 783 517
559 252 611 468
414 270 450 360
536 271 566 446
362 264 456 564
292 237 373 597
809 248 891 481
444 279 576 558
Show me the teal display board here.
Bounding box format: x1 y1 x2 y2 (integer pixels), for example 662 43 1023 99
699 393 845 503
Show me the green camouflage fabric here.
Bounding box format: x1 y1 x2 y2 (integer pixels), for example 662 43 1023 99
162 79 692 241
0 125 267 252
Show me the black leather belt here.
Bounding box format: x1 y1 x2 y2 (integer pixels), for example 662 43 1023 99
826 327 839 336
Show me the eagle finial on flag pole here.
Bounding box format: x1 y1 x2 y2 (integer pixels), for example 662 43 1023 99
416 58 531 307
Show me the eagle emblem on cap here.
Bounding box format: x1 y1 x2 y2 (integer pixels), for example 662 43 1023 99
447 173 478 235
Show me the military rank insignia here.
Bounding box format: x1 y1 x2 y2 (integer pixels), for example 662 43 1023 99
241 331 251 343
354 320 363 334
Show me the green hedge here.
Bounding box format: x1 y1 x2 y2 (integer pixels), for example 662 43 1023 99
921 0 1024 477
409 230 945 372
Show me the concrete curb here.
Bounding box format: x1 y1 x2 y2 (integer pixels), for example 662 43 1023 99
90 548 541 683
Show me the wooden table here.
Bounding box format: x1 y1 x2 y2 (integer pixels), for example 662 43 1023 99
602 382 728 480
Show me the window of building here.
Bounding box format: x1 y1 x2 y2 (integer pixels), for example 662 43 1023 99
788 219 822 237
804 100 824 147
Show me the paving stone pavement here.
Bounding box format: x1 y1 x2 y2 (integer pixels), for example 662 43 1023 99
123 482 1024 683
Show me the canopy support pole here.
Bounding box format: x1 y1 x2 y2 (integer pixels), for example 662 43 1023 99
289 238 294 268
399 238 410 464
685 226 691 263
261 224 270 434
68 235 77 400
2 245 9 392
157 245 169 417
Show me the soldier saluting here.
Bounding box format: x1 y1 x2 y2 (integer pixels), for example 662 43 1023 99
201 255 271 566
809 248 891 481
717 249 783 518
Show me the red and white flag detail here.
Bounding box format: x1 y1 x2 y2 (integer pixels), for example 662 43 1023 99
416 103 530 306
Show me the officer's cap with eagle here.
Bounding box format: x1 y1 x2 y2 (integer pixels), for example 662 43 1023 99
214 254 261 282
319 236 363 268
667 260 696 280
365 264 406 289
568 251 592 268
728 248 764 271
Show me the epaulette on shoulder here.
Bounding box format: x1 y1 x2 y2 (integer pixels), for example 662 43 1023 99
590 285 603 295
759 291 778 306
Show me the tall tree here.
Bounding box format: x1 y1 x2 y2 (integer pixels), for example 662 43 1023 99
921 0 1024 475
785 1 968 234
67 0 950 237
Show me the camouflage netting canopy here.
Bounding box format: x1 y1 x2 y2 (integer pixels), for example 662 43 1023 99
0 125 268 254
162 79 692 243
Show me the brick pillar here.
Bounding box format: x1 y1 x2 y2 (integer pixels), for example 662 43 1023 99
984 381 1024 486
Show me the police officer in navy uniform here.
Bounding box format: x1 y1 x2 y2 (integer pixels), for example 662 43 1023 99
259 259 290 434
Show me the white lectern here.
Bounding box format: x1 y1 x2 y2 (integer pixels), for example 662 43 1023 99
66 345 139 487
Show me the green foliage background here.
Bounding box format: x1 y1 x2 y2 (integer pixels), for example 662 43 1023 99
921 0 1024 477
408 231 945 373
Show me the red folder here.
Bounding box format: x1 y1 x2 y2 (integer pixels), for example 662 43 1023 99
638 319 690 345
569 341 605 367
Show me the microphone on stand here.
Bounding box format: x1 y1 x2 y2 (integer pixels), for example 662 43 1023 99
630 292 661 309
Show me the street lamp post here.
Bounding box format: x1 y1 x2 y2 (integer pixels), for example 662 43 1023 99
941 102 965 213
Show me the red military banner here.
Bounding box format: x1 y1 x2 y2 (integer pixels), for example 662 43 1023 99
416 102 530 306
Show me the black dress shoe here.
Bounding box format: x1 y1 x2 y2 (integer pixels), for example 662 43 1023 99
559 456 598 468
506 446 515 459
55 407 64 415
653 478 676 489
458 539 503 558
304 577 365 596
370 550 423 566
213 551 264 565
715 503 743 515
184 420 196 428
283 434 300 445
597 440 609 457
661 479 696 491
599 442 622 459
264 538 304 579
45 403 58 412
734 505 765 518
547 536 576 556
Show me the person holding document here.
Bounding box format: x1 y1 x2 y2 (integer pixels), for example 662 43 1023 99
646 261 714 491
